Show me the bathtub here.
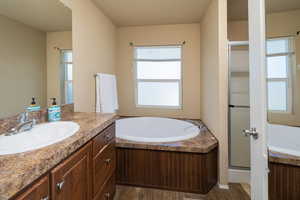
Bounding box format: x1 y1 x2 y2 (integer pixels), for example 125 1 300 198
116 117 200 142
268 123 300 156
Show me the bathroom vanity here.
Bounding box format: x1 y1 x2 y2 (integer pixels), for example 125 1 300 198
0 112 117 200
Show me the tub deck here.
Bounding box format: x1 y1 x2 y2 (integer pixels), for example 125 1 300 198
116 120 218 154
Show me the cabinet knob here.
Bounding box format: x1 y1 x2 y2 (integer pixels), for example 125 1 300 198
41 196 49 200
57 181 65 191
105 158 111 164
105 135 111 141
105 192 110 199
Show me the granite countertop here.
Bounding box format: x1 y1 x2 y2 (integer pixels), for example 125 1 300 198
0 112 117 200
116 121 218 154
269 150 300 167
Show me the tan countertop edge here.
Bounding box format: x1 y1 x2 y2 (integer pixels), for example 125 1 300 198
0 112 117 200
116 128 219 154
269 150 300 167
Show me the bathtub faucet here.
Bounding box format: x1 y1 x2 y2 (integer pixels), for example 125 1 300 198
185 120 204 130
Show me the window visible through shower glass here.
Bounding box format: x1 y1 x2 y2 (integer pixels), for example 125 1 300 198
134 46 182 108
266 37 294 112
61 50 73 104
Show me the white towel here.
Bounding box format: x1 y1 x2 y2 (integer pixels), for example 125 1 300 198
96 73 119 113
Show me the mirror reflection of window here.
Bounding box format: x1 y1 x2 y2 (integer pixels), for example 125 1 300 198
61 50 73 104
266 37 295 112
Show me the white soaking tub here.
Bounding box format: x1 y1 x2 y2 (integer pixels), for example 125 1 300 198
116 117 200 143
268 123 300 156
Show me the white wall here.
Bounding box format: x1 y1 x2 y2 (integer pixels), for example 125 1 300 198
72 0 117 112
0 15 46 118
116 24 201 119
200 0 228 186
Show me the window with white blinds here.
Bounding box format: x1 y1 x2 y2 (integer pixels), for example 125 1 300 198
134 46 182 108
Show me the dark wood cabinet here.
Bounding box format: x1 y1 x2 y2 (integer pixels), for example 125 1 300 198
15 176 49 200
93 123 115 157
92 123 116 199
94 175 115 200
11 122 116 200
93 142 116 197
51 142 93 200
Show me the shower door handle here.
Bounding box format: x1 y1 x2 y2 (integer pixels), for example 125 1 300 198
242 128 259 139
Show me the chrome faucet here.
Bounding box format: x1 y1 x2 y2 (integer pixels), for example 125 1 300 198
185 120 204 130
5 112 37 136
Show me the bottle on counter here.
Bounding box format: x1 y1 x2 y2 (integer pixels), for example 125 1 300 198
26 97 41 112
48 98 61 122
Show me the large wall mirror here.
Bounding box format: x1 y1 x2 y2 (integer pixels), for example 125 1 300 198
266 0 300 126
0 0 72 119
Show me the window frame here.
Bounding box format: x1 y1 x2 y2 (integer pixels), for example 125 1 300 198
60 49 73 104
266 37 295 113
133 45 183 109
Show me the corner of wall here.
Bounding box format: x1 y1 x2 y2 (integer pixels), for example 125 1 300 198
200 0 229 186
72 0 117 112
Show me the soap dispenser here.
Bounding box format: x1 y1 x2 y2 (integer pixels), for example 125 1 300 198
48 98 61 122
27 97 41 112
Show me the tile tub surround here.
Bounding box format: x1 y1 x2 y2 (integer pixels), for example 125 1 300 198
0 112 117 200
0 104 74 135
269 150 300 167
116 121 218 154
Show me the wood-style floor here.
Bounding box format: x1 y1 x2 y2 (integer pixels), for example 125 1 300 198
114 184 250 200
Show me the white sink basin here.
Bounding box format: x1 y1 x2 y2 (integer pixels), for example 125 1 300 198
0 121 79 155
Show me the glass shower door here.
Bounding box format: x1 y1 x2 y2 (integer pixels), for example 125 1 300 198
229 45 250 168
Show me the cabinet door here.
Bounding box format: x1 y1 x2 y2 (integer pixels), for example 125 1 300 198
93 123 115 157
94 175 115 200
93 142 116 197
51 142 92 200
15 176 49 200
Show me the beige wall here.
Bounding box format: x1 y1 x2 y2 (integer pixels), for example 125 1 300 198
228 9 300 126
47 31 72 105
228 20 248 41
200 0 228 185
0 15 46 118
116 24 201 119
72 0 117 112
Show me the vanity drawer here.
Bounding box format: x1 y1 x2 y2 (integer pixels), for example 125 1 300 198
93 123 115 157
94 175 115 200
15 176 49 200
93 142 116 197
51 142 92 200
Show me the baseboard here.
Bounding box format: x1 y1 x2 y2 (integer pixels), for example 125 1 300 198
218 183 230 190
228 168 251 184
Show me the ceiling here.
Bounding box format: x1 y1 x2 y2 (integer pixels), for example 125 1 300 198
228 0 300 21
0 0 72 32
93 0 211 27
